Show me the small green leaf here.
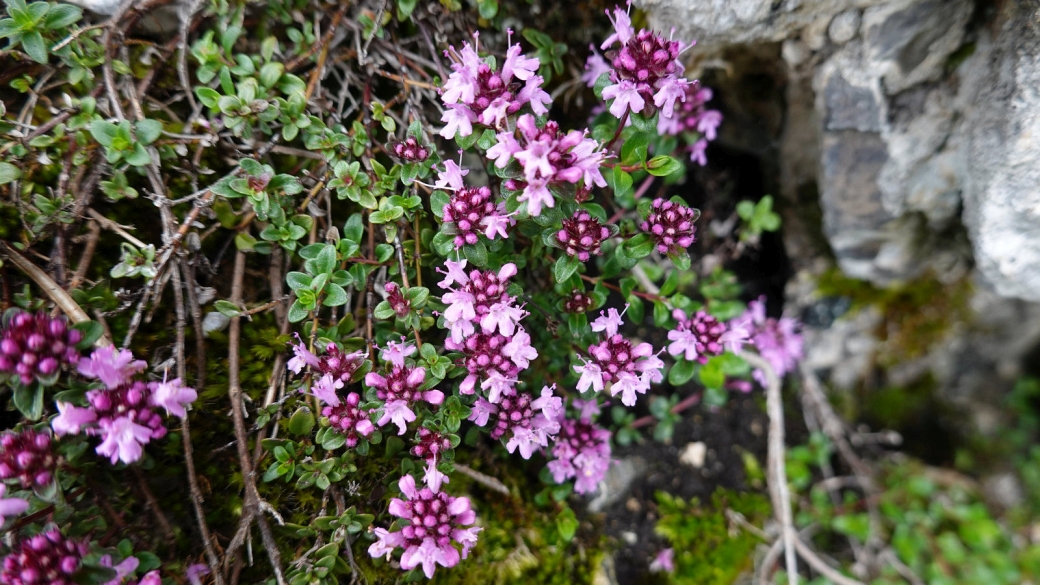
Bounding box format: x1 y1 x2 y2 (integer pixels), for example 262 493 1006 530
646 155 682 177
288 407 315 436
668 359 697 386
622 233 654 258
556 507 579 542
0 162 21 185
554 255 579 283
214 300 242 318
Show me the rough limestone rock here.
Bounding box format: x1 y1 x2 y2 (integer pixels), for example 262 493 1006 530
962 3 1040 302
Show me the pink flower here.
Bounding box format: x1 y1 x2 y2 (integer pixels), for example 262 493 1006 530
583 47 612 87
434 159 469 191
547 414 612 494
0 484 29 519
437 259 469 289
95 416 154 464
439 107 477 138
574 359 604 393
78 347 146 389
149 375 197 418
186 563 210 585
653 77 690 120
468 398 496 427
99 555 139 585
601 4 634 49
650 548 675 573
590 306 626 337
286 334 320 374
52 402 97 436
697 110 723 140
312 373 344 406
380 339 415 368
602 79 645 118
502 328 538 369
377 400 416 435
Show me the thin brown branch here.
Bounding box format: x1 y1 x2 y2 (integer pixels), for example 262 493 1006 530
0 241 110 344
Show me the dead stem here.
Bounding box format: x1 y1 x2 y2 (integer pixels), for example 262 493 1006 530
171 259 225 584
224 251 286 585
0 241 108 344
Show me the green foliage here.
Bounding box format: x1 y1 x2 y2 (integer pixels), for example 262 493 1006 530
655 489 771 585
0 0 81 63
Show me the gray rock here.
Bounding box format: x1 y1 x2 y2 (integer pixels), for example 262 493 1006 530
862 0 971 93
829 9 862 44
823 74 882 132
638 0 884 49
962 3 1040 302
588 457 646 513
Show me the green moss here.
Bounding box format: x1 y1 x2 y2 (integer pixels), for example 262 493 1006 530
816 268 972 365
654 488 771 585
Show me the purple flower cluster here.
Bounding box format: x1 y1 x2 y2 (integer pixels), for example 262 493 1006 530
593 5 692 122
547 409 612 494
287 336 366 407
411 427 453 464
368 473 481 579
365 350 445 435
556 210 613 262
563 289 595 314
436 160 514 247
383 282 412 318
1 529 87 585
439 261 537 403
52 347 197 465
573 307 664 406
322 392 375 448
439 31 550 138
470 385 563 459
640 198 698 256
667 309 750 364
656 82 722 165
0 429 56 488
0 312 82 385
743 297 804 384
389 136 430 162
486 114 606 217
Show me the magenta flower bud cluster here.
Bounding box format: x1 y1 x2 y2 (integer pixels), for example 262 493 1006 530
564 289 595 314
287 336 366 408
666 309 728 364
383 282 412 318
640 198 698 256
442 185 500 247
593 5 693 122
365 359 444 436
573 308 664 406
321 392 375 448
0 312 82 385
0 429 56 489
557 210 612 262
1 529 87 585
439 31 550 139
390 137 430 162
411 427 452 464
547 412 612 495
435 160 514 244
486 114 606 217
52 347 197 465
440 261 538 403
368 473 481 579
470 384 562 459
